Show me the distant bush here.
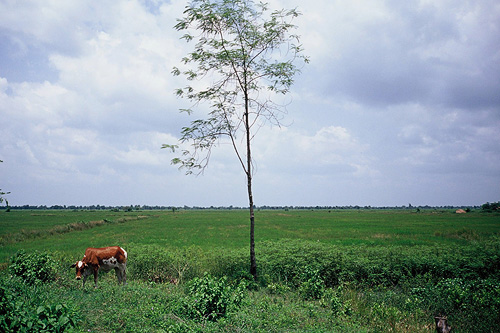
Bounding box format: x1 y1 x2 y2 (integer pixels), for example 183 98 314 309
9 250 58 285
482 201 500 212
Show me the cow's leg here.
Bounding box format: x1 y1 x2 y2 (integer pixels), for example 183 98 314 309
119 265 127 285
93 267 99 288
82 266 92 288
114 267 122 284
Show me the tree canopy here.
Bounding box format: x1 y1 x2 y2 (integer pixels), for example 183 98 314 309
166 0 308 174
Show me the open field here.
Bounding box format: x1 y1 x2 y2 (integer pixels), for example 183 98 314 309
2 209 498 262
1 209 499 332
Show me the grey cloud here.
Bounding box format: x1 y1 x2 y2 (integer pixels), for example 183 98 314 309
315 0 500 110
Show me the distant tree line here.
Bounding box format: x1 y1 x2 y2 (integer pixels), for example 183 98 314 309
481 201 500 212
5 204 486 211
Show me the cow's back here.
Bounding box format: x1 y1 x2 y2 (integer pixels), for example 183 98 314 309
84 246 127 266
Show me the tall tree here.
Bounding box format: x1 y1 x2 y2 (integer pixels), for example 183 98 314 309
164 0 308 280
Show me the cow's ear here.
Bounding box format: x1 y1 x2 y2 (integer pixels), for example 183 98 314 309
70 263 76 268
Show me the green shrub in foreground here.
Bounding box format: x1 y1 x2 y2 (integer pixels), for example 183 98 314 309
298 266 325 300
411 277 500 331
320 287 351 316
183 273 246 322
0 277 79 332
9 250 58 285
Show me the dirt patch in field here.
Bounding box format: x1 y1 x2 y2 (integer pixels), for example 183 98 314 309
371 233 393 239
116 216 149 223
228 224 247 229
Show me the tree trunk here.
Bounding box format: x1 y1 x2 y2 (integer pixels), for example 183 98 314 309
248 176 257 280
244 72 257 281
246 129 257 280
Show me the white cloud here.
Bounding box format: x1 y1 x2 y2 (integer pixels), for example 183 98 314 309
0 0 88 49
251 125 375 182
0 0 499 206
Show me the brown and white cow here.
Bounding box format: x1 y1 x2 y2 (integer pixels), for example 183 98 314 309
71 246 127 288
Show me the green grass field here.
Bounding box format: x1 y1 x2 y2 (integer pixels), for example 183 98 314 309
1 209 499 332
1 209 497 262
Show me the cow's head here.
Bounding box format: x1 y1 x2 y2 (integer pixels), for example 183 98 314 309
70 260 89 280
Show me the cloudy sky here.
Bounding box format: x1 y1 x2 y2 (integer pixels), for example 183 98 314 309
1 0 499 207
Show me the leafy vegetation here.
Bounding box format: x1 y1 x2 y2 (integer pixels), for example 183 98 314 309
182 273 247 322
9 250 58 285
1 271 78 332
298 266 325 300
411 278 500 331
0 209 499 331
